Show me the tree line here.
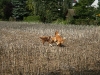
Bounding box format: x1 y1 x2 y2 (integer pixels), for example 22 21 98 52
0 0 100 25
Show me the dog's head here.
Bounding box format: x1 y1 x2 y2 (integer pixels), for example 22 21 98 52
55 31 60 36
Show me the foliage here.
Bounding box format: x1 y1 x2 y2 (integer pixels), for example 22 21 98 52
0 0 12 20
53 18 68 25
94 1 100 25
70 19 96 25
71 0 96 25
63 0 72 20
0 0 73 22
37 0 63 23
1 0 100 25
25 0 72 23
74 0 95 19
23 15 40 22
12 0 29 20
26 0 35 15
78 0 95 6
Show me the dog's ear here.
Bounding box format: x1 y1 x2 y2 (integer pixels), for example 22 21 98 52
55 31 59 35
55 31 60 36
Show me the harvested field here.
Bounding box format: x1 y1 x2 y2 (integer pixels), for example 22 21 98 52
0 21 100 75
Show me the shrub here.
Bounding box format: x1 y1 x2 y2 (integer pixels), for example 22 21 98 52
52 18 68 25
70 19 96 25
96 17 100 25
23 16 40 22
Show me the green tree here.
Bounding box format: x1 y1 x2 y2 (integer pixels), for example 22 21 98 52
95 1 100 15
26 0 35 15
25 0 73 23
95 1 100 24
44 0 62 22
0 0 4 19
0 0 12 20
12 0 28 20
62 0 72 20
74 0 95 19
35 0 64 23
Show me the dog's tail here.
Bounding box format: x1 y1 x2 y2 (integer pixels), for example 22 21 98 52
40 37 45 40
40 36 51 40
40 37 43 39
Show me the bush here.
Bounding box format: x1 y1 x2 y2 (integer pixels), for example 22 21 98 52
68 18 75 24
70 19 96 25
0 19 2 21
23 16 40 22
52 18 68 25
96 17 100 25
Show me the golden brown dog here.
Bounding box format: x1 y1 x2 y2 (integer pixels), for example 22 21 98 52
51 31 65 46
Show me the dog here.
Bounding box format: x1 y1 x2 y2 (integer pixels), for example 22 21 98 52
50 31 65 46
40 36 52 46
40 31 65 47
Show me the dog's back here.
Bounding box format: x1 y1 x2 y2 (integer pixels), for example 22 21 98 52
40 36 51 45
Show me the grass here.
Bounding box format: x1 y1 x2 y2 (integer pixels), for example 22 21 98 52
0 21 100 75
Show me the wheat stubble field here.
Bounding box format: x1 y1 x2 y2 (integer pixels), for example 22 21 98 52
0 21 100 75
